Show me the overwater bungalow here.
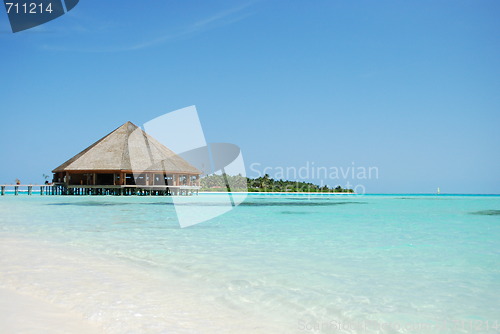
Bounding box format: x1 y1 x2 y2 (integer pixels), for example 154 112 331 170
51 121 201 195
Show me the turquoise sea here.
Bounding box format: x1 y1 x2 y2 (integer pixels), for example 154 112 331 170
0 194 499 333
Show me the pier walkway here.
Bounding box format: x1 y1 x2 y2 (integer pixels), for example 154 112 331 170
0 184 200 196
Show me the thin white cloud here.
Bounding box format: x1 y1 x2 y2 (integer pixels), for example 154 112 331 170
121 2 256 52
191 2 252 30
41 1 257 53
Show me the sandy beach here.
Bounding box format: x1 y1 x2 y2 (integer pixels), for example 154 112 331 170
0 288 102 334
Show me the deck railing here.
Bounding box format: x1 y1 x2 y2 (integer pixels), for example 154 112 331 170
0 184 200 196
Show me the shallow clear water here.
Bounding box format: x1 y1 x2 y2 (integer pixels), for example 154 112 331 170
0 194 499 333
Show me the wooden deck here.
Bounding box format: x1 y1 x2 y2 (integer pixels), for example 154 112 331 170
0 184 200 196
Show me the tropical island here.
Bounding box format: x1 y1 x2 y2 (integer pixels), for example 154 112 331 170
201 174 354 193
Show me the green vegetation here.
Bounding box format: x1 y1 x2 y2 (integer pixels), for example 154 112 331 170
200 174 354 193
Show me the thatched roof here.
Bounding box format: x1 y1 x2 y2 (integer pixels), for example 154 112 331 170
53 122 201 174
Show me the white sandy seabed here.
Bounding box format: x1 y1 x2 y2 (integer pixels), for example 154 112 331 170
0 236 288 334
0 287 102 334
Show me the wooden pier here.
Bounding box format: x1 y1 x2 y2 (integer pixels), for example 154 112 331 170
0 184 200 196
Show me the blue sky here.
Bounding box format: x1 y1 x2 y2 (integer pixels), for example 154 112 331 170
0 0 499 193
